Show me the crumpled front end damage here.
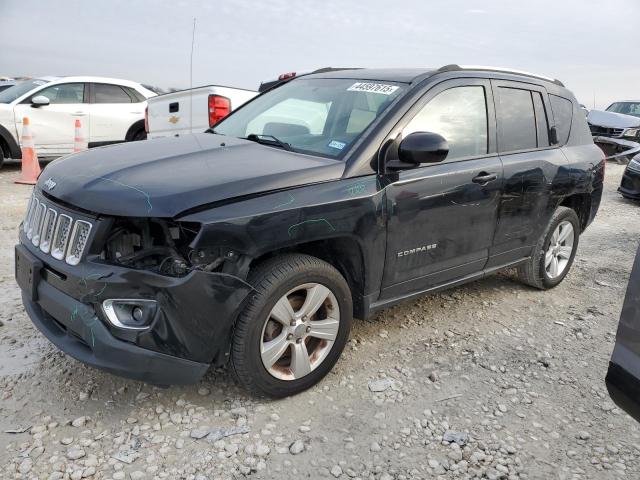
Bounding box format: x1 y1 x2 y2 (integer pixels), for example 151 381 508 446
593 136 640 164
18 214 254 385
588 109 640 163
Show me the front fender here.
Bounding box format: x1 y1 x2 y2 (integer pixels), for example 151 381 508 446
179 175 387 296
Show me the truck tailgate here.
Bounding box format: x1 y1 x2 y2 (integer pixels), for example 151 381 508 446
147 86 256 139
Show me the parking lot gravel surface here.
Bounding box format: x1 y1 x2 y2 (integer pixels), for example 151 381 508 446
1 161 639 480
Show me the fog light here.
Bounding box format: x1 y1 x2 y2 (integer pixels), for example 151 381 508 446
102 299 157 330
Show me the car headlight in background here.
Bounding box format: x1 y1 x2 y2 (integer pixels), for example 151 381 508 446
623 128 640 139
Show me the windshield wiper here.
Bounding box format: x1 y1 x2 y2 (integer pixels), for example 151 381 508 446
245 133 293 151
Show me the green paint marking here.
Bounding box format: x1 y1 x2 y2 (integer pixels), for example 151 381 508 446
273 192 295 210
345 182 366 196
287 218 336 238
74 174 153 213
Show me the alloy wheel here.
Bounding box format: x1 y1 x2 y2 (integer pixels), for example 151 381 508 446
260 283 340 381
545 220 575 279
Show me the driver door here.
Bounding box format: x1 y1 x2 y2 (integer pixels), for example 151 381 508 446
13 82 89 157
380 78 503 299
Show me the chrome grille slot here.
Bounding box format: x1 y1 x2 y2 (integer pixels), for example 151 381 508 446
31 202 47 247
51 214 73 260
26 198 40 240
23 195 35 233
65 220 92 265
39 208 58 254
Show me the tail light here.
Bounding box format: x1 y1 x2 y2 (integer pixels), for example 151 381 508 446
208 95 231 127
278 72 296 81
144 106 149 133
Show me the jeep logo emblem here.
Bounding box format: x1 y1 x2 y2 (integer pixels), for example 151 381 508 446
44 178 57 191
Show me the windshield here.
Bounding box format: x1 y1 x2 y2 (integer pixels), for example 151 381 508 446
606 102 640 118
213 78 406 158
0 79 50 104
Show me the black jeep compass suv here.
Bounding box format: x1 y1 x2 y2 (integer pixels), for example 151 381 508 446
15 65 604 396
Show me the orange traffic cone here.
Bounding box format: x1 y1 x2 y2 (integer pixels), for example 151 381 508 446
14 117 41 185
73 119 87 153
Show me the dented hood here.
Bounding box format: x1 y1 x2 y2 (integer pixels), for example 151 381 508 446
37 134 345 217
588 110 640 129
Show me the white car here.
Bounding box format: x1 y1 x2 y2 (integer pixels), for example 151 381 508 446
0 76 157 166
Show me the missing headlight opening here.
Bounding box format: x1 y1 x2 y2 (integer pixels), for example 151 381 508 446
102 218 206 276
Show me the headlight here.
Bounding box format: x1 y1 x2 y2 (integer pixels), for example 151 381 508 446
623 128 639 138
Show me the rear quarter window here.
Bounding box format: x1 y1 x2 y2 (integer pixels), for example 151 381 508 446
549 95 573 145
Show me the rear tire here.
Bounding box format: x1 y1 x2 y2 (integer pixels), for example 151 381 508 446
131 129 146 141
0 144 5 170
517 206 580 289
231 254 352 397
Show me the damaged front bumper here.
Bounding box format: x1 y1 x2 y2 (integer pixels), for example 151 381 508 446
619 155 640 200
593 136 640 164
15 235 253 385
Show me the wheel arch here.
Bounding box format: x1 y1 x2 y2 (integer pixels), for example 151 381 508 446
0 123 21 159
559 193 591 232
125 119 146 141
248 236 367 319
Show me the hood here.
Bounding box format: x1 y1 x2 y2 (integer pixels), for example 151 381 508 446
38 133 345 217
587 110 640 129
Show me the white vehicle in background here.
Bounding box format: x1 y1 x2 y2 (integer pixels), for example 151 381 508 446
0 76 157 167
146 85 256 139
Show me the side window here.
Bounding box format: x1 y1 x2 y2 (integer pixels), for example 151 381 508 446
31 83 85 104
549 94 573 145
245 98 331 136
497 87 537 152
403 86 488 160
93 84 133 104
532 92 550 147
124 87 146 103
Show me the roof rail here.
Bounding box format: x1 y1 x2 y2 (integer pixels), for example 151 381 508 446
437 64 564 87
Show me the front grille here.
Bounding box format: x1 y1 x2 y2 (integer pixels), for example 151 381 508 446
22 191 93 265
589 124 624 138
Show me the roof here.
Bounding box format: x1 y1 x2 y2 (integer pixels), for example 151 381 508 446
52 76 145 88
305 67 435 83
303 65 564 87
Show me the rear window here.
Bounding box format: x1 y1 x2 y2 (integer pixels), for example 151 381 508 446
93 84 132 104
497 87 537 152
550 95 573 145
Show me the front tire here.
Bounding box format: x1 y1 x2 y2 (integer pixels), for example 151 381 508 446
231 254 352 397
517 206 580 289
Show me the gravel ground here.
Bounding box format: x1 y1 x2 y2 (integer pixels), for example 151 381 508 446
1 161 639 480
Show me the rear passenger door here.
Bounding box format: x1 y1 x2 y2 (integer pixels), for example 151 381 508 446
88 83 145 145
486 80 567 268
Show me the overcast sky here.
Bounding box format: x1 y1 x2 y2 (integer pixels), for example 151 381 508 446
1 0 637 108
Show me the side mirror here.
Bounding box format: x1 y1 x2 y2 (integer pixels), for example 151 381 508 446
31 95 50 107
549 126 559 145
387 132 448 171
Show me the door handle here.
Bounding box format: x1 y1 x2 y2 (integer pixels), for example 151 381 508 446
73 112 87 116
472 172 498 184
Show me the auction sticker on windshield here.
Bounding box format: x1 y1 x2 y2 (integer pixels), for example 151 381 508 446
347 82 399 95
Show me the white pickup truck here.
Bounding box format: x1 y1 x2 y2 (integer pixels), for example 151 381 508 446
146 85 257 139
